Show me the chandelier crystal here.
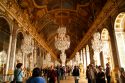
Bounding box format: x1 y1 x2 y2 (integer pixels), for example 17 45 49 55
55 26 70 51
92 32 102 65
55 26 70 66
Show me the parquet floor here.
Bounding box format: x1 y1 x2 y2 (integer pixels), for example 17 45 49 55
60 73 87 83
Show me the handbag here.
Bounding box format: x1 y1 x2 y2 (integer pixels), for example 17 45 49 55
74 76 80 80
76 76 80 80
11 70 21 83
10 78 16 83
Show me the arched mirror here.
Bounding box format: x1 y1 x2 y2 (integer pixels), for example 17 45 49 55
15 32 24 65
0 17 10 81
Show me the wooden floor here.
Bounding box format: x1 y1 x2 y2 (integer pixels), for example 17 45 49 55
23 73 87 83
59 73 87 83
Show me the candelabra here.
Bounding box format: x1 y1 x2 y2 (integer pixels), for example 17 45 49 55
92 32 102 66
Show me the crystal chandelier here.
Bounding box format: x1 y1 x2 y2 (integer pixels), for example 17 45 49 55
55 26 70 66
54 0 70 66
55 26 70 51
21 34 34 54
92 32 102 65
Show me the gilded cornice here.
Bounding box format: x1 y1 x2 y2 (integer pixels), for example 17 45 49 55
70 0 121 59
0 0 57 60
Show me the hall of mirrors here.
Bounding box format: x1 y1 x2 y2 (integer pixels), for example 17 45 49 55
0 0 125 83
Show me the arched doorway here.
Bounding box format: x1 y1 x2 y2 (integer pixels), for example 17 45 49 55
0 17 10 81
114 12 125 69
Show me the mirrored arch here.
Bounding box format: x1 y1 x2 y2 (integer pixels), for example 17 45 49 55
0 17 10 80
15 32 24 64
114 12 125 68
101 28 114 69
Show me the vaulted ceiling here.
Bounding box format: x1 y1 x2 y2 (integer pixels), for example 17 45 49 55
15 0 107 60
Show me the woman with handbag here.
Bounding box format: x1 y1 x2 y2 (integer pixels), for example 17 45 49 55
12 63 24 83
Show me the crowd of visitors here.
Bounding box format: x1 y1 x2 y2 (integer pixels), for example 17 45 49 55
86 63 125 83
86 63 110 83
11 62 125 83
41 65 72 83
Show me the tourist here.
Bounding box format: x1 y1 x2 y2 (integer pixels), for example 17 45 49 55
106 63 111 83
26 67 46 83
13 63 24 83
47 66 57 83
86 66 91 83
120 67 125 83
72 66 80 83
96 66 106 83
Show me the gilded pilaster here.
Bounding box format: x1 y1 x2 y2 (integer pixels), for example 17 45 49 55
8 21 18 71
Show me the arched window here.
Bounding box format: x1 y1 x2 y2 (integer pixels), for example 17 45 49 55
114 12 125 68
101 28 114 69
83 48 86 69
86 45 90 66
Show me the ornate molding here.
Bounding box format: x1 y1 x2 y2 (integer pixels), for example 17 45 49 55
70 0 121 59
0 0 57 60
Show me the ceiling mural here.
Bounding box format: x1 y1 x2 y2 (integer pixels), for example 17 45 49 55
14 0 107 60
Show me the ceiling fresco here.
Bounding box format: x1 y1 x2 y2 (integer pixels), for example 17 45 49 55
15 0 107 60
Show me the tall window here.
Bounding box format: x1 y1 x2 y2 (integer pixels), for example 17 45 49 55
101 28 114 69
86 45 90 66
114 12 125 68
83 48 86 69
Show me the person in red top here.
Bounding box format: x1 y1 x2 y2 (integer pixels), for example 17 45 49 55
47 66 57 83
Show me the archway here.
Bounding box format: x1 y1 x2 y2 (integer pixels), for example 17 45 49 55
101 28 114 69
114 12 125 69
0 17 10 81
15 32 24 65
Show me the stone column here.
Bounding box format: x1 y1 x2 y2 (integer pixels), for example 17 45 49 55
80 50 83 64
83 48 86 70
109 27 121 83
5 34 12 81
11 35 17 71
5 22 17 81
9 37 17 70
